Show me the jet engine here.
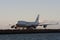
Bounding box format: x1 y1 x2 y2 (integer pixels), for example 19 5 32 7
11 25 15 28
43 25 47 28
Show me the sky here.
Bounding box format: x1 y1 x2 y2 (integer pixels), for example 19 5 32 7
0 0 60 29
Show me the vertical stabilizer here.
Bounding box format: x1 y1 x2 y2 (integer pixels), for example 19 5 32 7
35 14 39 23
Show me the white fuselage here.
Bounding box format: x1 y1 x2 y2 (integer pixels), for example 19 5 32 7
16 21 39 27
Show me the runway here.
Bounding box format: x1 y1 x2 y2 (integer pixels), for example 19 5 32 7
0 29 60 34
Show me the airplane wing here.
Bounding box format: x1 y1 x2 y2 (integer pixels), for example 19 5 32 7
39 22 59 28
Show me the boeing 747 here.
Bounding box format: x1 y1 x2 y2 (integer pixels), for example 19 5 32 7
11 14 58 29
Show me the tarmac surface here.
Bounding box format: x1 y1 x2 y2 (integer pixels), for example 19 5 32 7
0 29 60 34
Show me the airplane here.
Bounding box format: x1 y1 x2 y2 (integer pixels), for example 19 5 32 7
11 14 58 29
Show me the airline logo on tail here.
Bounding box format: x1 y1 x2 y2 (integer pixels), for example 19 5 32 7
35 14 39 23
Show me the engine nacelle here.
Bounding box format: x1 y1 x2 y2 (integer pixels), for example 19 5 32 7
11 25 15 28
43 25 47 28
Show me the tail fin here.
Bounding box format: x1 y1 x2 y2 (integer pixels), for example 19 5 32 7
35 14 39 23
